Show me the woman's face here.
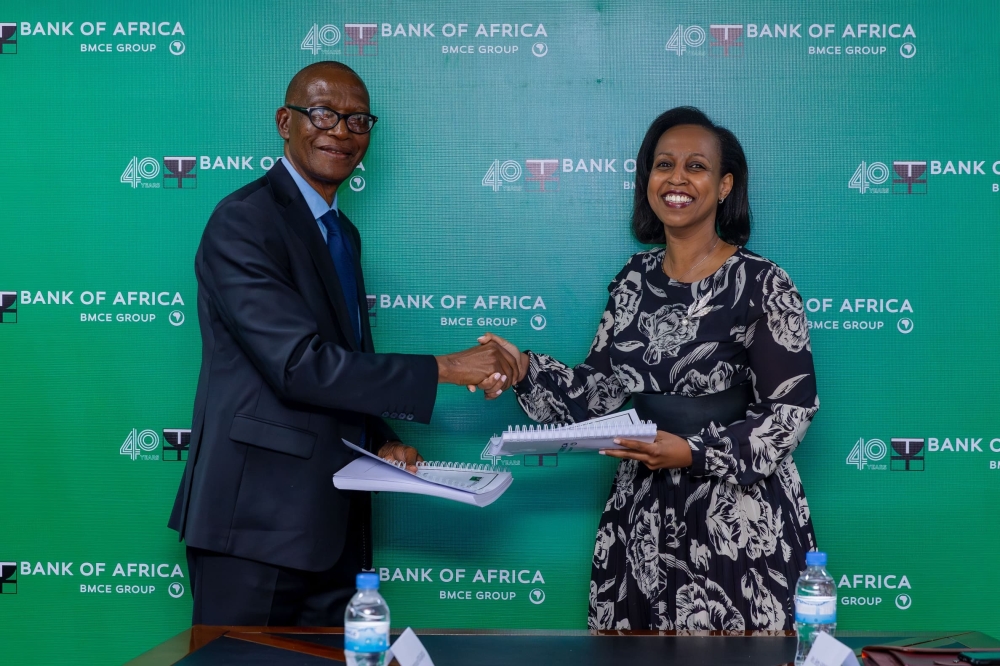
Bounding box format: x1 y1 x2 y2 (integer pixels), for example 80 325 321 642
646 124 733 236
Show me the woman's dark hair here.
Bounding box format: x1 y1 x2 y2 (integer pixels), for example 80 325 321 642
631 106 751 246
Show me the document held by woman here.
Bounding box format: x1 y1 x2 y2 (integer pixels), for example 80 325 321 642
487 409 657 457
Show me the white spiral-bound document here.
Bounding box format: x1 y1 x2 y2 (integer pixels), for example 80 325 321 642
334 439 512 507
487 409 657 457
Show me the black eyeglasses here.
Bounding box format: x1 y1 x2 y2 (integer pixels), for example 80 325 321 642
287 105 378 134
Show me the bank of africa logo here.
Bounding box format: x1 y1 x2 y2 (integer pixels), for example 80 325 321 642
0 291 17 323
900 43 916 58
525 159 559 192
531 42 547 57
666 25 706 55
349 175 365 192
849 161 927 195
168 582 185 598
169 40 185 56
0 23 16 54
529 588 545 604
897 317 913 334
169 310 185 326
895 593 912 610
710 25 743 56
301 23 341 54
1 562 16 594
846 437 887 470
163 157 197 189
162 428 191 462
121 428 160 460
892 161 927 194
121 156 160 188
890 438 925 471
345 23 377 56
482 160 522 191
530 314 547 330
483 159 562 192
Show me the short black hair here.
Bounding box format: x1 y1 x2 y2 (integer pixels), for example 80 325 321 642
631 106 751 246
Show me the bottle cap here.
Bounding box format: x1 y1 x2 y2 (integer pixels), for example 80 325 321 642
805 551 827 566
356 573 380 590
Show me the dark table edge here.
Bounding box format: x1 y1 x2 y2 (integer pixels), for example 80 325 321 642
124 627 999 666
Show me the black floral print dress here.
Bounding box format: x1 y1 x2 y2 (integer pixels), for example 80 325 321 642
512 247 819 631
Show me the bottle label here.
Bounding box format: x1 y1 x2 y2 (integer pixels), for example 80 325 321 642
344 621 390 653
795 595 837 624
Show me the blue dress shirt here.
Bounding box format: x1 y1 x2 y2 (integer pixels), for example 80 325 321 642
279 157 339 242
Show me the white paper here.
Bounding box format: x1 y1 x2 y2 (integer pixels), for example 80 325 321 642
334 441 513 507
488 409 656 456
387 627 433 666
804 632 861 666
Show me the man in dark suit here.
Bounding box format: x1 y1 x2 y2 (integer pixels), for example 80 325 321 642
168 61 518 626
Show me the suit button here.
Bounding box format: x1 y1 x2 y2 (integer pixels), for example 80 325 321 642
406 414 414 421
390 412 398 419
381 411 389 418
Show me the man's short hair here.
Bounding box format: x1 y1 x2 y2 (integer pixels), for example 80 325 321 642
284 61 367 105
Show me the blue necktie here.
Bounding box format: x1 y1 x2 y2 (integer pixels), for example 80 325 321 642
319 210 362 346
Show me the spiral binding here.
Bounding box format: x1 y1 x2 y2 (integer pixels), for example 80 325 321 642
501 420 657 442
418 460 504 473
380 458 503 474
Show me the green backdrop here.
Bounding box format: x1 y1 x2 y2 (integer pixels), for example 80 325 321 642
2 1 999 663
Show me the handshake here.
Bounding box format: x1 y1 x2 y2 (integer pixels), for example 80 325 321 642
435 332 526 399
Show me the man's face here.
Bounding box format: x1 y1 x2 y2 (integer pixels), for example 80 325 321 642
277 70 371 189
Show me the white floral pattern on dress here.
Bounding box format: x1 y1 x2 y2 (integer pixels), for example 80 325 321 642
513 248 818 631
706 483 778 561
611 271 643 335
762 266 810 353
673 361 735 396
638 303 699 365
676 577 746 630
590 310 614 354
640 248 665 273
741 568 787 630
613 363 645 394
594 523 615 570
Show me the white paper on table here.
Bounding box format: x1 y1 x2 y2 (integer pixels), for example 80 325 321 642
803 632 861 666
386 627 434 666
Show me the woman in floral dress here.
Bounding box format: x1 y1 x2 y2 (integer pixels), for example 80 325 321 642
476 107 819 631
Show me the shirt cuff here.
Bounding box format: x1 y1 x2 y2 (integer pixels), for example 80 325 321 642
687 437 707 476
512 350 536 395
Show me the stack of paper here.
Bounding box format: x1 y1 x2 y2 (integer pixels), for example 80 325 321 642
333 440 512 507
487 409 657 457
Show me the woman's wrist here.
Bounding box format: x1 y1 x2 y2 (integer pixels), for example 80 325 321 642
517 352 530 383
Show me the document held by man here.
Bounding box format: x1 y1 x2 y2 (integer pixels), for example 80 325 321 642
487 409 657 457
334 439 513 507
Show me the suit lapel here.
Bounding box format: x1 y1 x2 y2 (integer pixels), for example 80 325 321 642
266 164 361 352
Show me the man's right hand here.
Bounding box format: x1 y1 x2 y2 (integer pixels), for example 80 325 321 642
471 333 529 399
435 340 520 390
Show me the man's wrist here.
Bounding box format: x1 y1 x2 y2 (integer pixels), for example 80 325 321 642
434 355 453 384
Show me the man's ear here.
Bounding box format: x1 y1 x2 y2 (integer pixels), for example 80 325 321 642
275 106 291 140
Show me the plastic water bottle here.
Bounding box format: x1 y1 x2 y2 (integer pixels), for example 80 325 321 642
794 551 837 666
344 573 390 666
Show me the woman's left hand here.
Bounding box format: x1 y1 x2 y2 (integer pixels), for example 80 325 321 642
601 430 693 470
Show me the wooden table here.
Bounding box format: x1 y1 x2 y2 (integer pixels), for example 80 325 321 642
126 626 1000 665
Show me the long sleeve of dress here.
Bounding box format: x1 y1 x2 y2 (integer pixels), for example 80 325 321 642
513 273 634 424
687 265 819 486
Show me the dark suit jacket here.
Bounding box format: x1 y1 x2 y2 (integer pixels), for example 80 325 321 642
168 163 438 571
